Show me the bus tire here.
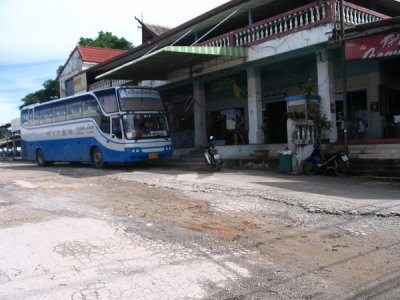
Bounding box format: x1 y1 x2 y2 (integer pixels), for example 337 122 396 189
91 147 105 168
36 149 52 167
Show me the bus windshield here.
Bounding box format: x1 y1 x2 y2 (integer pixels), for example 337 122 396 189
118 88 164 111
122 113 168 140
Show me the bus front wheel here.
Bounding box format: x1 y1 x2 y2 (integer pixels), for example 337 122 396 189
91 147 105 168
36 149 52 167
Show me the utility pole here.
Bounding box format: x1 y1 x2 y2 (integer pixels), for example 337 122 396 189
339 0 349 154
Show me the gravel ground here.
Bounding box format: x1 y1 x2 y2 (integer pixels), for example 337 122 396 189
0 160 399 299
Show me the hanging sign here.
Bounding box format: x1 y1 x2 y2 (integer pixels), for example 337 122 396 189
345 32 400 60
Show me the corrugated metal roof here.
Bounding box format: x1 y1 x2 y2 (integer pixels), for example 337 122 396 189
96 46 247 81
77 46 126 63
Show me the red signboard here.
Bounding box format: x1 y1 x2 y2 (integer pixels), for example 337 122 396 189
345 32 400 60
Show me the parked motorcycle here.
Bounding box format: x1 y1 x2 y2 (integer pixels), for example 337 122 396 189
204 136 222 171
302 143 350 176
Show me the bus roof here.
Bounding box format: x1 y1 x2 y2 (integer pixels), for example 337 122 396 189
20 85 160 111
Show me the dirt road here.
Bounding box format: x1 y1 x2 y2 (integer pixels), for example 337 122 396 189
0 161 399 299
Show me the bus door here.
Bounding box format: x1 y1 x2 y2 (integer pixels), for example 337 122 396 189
111 116 123 140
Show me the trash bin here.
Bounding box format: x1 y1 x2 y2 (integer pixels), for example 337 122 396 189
279 151 293 172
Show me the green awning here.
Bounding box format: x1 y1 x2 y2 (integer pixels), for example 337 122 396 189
96 46 247 81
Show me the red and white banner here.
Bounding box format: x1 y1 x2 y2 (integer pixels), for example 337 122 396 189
345 32 400 60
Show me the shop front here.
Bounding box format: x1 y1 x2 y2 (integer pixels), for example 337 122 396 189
204 72 248 146
344 31 400 142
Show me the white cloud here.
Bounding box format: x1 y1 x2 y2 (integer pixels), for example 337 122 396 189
0 0 227 64
0 0 227 124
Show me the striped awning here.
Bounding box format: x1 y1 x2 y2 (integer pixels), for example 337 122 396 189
96 46 247 81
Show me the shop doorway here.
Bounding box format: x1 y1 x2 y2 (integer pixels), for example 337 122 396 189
208 108 247 145
380 85 400 138
336 90 368 140
263 101 287 143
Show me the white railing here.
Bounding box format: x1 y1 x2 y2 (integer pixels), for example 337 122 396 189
291 120 317 146
335 1 388 26
201 2 328 47
201 1 389 48
205 36 231 47
235 3 327 46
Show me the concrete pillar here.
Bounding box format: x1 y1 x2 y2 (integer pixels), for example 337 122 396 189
247 66 264 144
193 80 207 147
316 51 338 143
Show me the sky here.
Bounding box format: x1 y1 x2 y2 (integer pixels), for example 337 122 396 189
0 0 228 125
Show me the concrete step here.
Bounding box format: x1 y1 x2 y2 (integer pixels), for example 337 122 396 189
348 158 400 177
331 143 400 160
349 153 400 160
348 148 400 155
347 169 400 177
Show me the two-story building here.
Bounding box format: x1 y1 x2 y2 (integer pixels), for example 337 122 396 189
57 46 127 97
79 0 400 169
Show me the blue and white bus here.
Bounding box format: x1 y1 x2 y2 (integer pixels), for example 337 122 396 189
20 86 173 167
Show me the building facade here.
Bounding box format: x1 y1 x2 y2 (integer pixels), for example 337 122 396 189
84 0 400 162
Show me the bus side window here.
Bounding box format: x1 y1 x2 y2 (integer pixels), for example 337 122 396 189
40 108 52 124
83 98 102 126
28 109 33 126
21 110 29 126
94 90 118 113
33 109 40 125
100 116 110 134
67 101 82 120
53 105 66 122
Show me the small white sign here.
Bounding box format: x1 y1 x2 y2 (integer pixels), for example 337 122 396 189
394 115 400 123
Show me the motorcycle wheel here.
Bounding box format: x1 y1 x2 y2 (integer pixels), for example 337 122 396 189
205 158 216 170
303 161 318 175
216 159 222 171
334 160 347 176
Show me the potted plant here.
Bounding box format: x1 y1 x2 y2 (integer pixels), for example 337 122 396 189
285 78 320 120
313 113 332 143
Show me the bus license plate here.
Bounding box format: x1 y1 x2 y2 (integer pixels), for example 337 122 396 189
149 153 158 159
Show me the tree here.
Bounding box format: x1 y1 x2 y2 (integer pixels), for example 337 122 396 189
0 127 9 139
19 32 133 109
78 31 133 50
20 78 60 109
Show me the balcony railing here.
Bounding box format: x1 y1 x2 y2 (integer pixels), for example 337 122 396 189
200 0 389 48
334 1 389 25
292 120 317 146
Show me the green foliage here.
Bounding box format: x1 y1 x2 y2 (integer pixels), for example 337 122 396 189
0 128 9 139
299 78 316 96
20 78 59 109
19 31 133 110
313 111 332 142
78 31 133 50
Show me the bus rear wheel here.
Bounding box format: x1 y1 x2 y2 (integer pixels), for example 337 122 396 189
91 147 105 168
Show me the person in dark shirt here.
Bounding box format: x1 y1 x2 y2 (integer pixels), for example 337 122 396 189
234 109 246 145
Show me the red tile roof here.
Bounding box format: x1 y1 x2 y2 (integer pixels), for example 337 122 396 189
77 46 127 63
